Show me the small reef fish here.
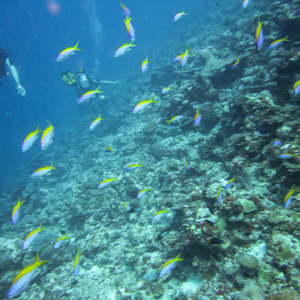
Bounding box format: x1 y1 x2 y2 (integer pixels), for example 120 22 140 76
174 11 186 21
273 139 282 146
114 41 136 57
224 176 235 190
141 57 149 73
40 121 54 150
216 187 223 205
159 253 183 278
22 222 45 250
132 95 158 113
89 113 104 131
293 80 300 95
231 58 240 70
166 115 183 125
77 85 103 104
152 208 169 222
278 153 295 159
268 36 290 49
7 253 50 299
185 161 190 171
284 185 297 208
243 0 250 8
255 17 264 49
121 3 130 17
12 196 25 225
105 147 113 153
208 237 224 245
194 107 201 126
162 86 172 94
56 41 82 62
125 161 143 171
54 233 69 249
73 248 81 276
123 203 131 212
30 162 55 178
21 125 43 152
137 189 149 199
124 17 135 41
97 176 118 189
173 48 190 67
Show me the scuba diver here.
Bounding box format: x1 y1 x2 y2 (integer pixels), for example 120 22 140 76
0 48 26 96
61 67 99 98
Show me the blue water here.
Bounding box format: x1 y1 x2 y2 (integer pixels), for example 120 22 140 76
4 1 294 299
0 0 210 187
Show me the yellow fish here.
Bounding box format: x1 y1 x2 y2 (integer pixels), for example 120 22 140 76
7 253 50 298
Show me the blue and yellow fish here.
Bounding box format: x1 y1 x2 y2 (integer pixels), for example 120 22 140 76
124 17 135 41
7 253 49 299
224 176 235 190
268 36 290 49
105 147 113 153
137 189 150 199
278 153 294 159
194 107 201 126
22 222 45 250
273 139 282 146
54 233 69 249
255 17 264 49
284 185 298 208
293 80 300 95
166 115 183 125
216 187 223 205
21 125 43 152
73 248 81 276
56 41 83 62
125 161 143 172
159 253 183 277
141 57 149 73
11 196 25 224
231 58 240 69
152 208 169 222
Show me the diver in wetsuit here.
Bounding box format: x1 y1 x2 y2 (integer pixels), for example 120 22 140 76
0 48 26 96
61 67 99 98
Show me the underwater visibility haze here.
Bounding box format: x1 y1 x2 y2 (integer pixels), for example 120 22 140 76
0 0 300 299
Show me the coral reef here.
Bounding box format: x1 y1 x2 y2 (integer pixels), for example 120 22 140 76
0 0 300 299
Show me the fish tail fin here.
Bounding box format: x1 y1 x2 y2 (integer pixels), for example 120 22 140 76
64 232 70 240
36 125 43 133
98 113 104 120
150 95 158 103
51 161 56 170
35 253 50 267
38 221 46 231
95 85 102 93
138 160 144 167
129 41 137 47
291 184 297 193
175 253 184 262
74 40 83 51
18 196 25 205
284 35 291 41
166 120 171 125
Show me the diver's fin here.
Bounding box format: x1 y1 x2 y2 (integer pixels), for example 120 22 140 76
61 71 76 86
